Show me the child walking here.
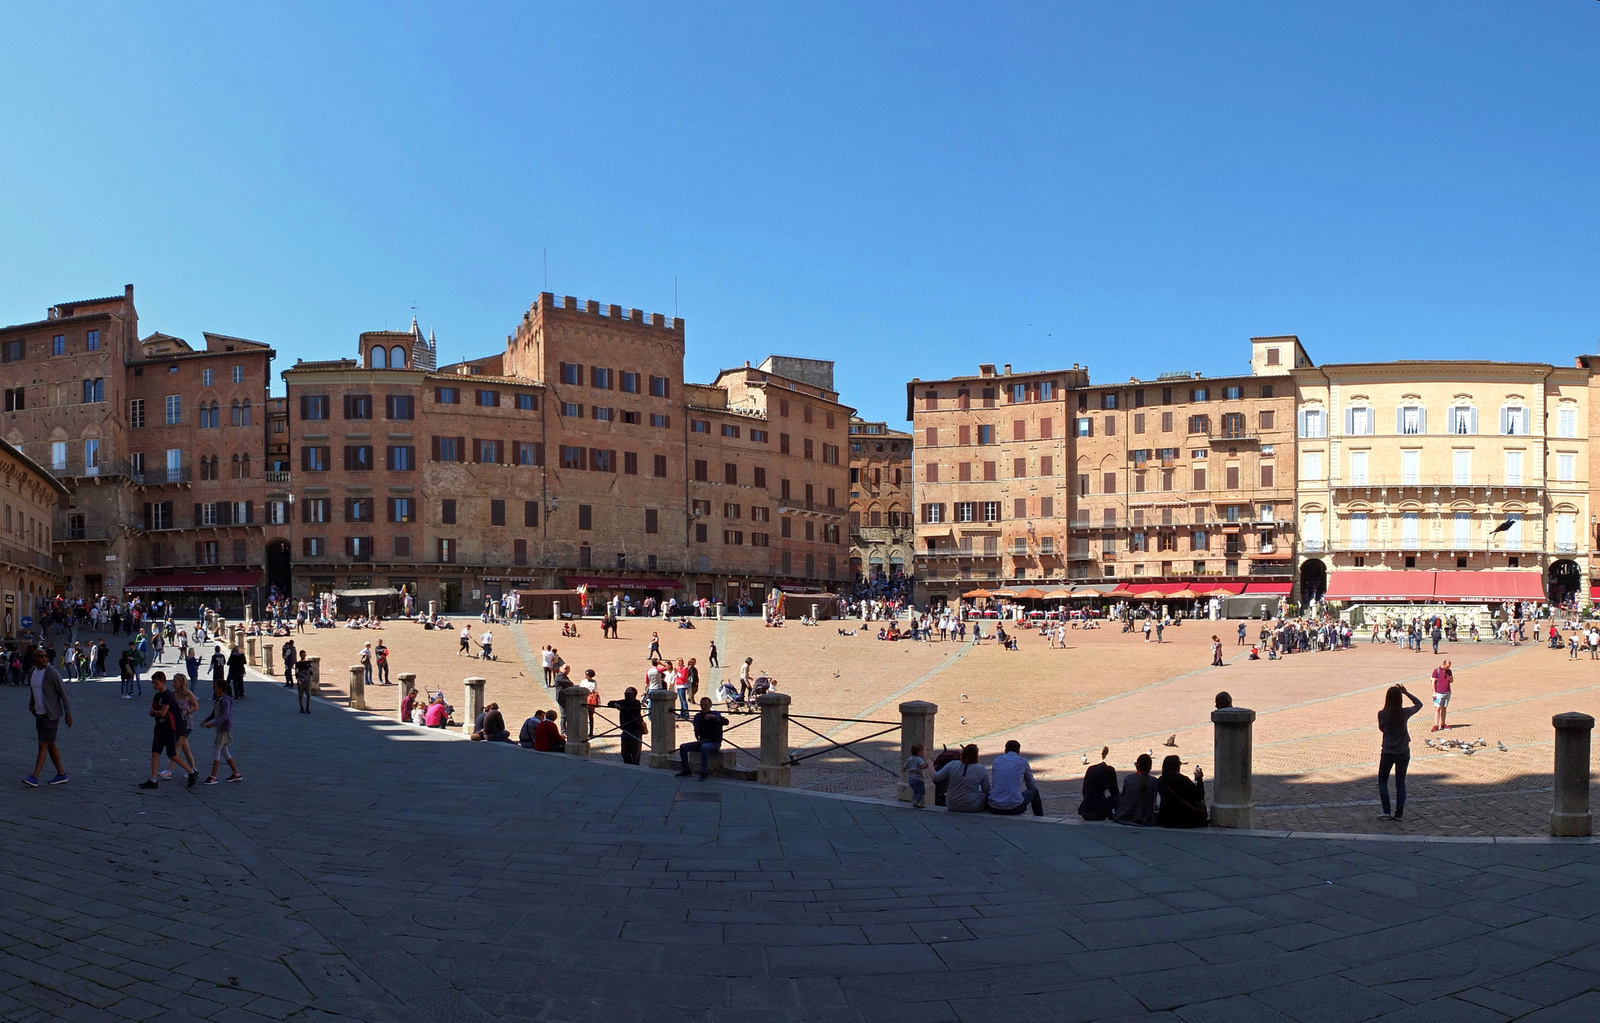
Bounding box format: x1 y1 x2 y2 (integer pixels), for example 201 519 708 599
201 680 242 784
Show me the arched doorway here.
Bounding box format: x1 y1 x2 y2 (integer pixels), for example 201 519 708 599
266 539 292 598
1549 559 1582 606
1299 559 1327 602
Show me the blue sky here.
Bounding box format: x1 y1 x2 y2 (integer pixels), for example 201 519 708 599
3 2 1598 424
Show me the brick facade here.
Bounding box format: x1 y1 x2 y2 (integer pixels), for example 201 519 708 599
0 286 285 614
282 295 852 612
847 418 913 579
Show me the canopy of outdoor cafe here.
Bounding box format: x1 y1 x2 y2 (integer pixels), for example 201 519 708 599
962 588 993 598
1014 587 1047 599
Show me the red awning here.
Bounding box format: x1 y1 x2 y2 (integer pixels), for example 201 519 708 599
562 577 681 590
124 571 261 593
1242 582 1292 595
1325 571 1436 601
1433 572 1545 602
1204 582 1246 596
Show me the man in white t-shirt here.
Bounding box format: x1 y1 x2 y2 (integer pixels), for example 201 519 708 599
541 645 556 686
24 647 72 787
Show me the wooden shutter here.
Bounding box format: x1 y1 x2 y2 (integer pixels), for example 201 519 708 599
300 395 309 419
193 503 202 526
456 437 465 461
243 501 253 524
431 436 440 461
387 497 396 523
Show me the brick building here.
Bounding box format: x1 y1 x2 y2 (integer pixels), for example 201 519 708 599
907 343 1300 606
0 286 284 614
847 418 914 580
0 437 70 634
281 295 852 612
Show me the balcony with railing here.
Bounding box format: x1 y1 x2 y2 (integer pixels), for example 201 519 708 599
1332 474 1547 490
0 541 61 574
45 456 135 481
264 470 291 485
134 466 193 486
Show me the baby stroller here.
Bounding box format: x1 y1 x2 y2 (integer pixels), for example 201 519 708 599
717 680 751 713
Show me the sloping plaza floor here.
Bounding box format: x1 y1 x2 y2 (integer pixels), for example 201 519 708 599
6 664 1600 1022
302 615 1600 836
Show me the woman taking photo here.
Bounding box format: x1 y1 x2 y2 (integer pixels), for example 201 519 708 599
1378 684 1425 821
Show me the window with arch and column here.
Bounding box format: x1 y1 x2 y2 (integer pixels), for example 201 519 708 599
370 347 388 369
391 345 406 367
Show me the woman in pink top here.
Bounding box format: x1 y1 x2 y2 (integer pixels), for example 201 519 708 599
424 698 450 729
673 658 690 720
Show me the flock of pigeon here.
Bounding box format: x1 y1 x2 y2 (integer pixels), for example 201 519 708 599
1425 736 1509 755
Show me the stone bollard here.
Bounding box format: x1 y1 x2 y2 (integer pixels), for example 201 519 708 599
898 700 937 802
263 642 274 675
558 685 590 757
306 656 321 696
397 673 417 721
1552 712 1595 837
715 602 723 620
367 600 375 620
553 600 561 621
429 600 437 618
757 692 792 786
647 689 677 768
348 664 366 711
1210 707 1257 829
463 677 486 736
246 636 258 667
811 603 819 621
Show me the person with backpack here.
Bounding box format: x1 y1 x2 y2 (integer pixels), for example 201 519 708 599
227 644 247 700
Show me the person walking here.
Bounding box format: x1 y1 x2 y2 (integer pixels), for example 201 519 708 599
673 658 690 720
139 672 197 790
170 674 201 777
282 638 297 689
1377 684 1425 821
227 644 247 700
201 679 242 784
707 640 719 668
22 646 71 787
1210 635 1224 667
646 632 662 662
118 642 136 699
458 623 472 656
209 644 227 696
295 656 314 714
1236 622 1247 647
1430 659 1453 732
375 640 390 685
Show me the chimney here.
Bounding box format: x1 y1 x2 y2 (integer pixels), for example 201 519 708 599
1003 364 1012 375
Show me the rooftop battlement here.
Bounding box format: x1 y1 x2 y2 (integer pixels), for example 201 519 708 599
519 292 684 334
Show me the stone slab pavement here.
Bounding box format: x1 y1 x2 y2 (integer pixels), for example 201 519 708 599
8 669 1600 1021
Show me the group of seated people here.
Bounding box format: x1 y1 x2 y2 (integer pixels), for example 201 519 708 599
905 740 1046 816
517 709 566 751
400 689 454 728
560 622 581 637
876 624 904 641
342 616 384 629
1076 747 1208 828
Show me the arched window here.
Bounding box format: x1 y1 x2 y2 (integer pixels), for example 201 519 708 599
370 347 388 369
239 453 250 478
391 345 407 368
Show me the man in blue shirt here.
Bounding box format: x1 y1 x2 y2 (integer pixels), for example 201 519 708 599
987 739 1044 816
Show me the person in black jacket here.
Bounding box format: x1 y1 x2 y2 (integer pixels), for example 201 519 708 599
1077 746 1119 820
227 644 247 700
1156 754 1208 828
606 687 647 764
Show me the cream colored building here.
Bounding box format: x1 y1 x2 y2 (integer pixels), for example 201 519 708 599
1292 359 1591 605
